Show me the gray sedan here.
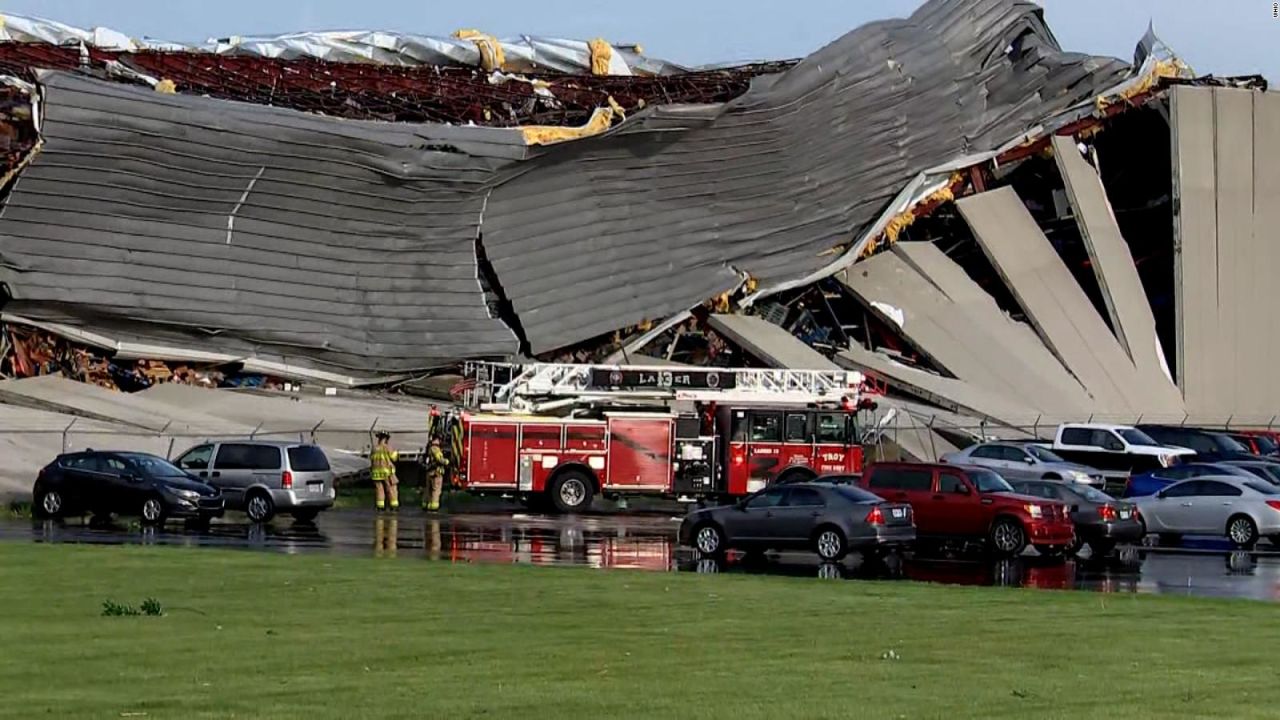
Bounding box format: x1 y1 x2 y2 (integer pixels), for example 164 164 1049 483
941 442 1103 486
1131 476 1280 548
679 483 915 561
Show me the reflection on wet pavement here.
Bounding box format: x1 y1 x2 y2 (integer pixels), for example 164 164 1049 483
7 511 1280 601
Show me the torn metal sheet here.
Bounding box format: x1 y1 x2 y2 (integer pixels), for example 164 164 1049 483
841 249 1091 415
1052 134 1174 394
706 315 839 370
867 398 961 462
0 72 520 375
957 187 1183 415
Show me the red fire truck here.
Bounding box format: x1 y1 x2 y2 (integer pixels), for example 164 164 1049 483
446 362 879 513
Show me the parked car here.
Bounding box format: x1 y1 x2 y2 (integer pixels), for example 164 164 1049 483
1046 424 1193 484
857 462 1074 558
173 440 336 523
33 450 224 526
679 483 915 561
1135 425 1261 463
1233 431 1280 457
1123 462 1257 498
1007 479 1142 556
1223 461 1280 485
1130 476 1280 548
1230 433 1280 457
941 442 1103 486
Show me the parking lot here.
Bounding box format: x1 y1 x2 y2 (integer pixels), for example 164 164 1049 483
7 508 1280 601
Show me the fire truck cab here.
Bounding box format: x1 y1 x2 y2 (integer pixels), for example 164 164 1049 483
448 362 875 513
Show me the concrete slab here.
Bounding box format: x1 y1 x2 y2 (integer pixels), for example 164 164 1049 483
841 249 1089 415
1053 135 1179 399
707 314 840 370
957 187 1181 416
0 375 243 435
891 241 1093 411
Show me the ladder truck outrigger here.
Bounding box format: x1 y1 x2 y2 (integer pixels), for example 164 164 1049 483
439 361 881 513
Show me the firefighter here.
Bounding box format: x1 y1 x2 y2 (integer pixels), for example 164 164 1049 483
370 431 399 512
422 436 449 512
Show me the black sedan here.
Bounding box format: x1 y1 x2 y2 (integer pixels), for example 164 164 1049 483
33 450 225 526
1009 479 1142 556
679 483 915 561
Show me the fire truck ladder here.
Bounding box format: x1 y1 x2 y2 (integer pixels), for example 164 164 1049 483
461 361 869 412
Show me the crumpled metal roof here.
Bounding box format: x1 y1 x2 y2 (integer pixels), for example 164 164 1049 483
479 0 1133 353
0 12 682 76
0 0 1151 378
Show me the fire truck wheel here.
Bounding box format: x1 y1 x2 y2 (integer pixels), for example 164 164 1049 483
549 470 595 514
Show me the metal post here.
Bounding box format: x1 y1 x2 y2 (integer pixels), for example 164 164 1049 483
1087 413 1094 424
1181 413 1188 427
1225 415 1234 431
311 419 325 443
1033 414 1041 440
249 421 263 440
62 417 77 453
166 437 175 460
1268 416 1276 432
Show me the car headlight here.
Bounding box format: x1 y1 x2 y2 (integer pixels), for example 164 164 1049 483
1025 504 1043 518
1071 471 1091 482
172 488 200 500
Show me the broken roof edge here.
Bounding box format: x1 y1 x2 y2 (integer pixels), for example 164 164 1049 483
1 314 418 388
741 38 1193 309
0 12 687 76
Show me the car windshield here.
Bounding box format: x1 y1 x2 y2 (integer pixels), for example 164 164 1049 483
1119 429 1160 447
969 469 1013 493
834 486 882 503
1245 482 1280 495
120 453 187 477
1217 435 1248 452
1025 445 1065 463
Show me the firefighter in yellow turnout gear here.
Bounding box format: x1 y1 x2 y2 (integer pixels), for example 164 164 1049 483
423 437 448 512
370 431 399 511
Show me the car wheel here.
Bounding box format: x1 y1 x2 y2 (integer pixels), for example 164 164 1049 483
1226 515 1259 549
549 471 594 514
989 518 1027 557
35 488 64 519
291 509 320 524
693 523 726 557
813 526 847 561
245 491 276 524
140 496 167 526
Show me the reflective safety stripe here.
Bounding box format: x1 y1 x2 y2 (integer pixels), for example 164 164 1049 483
370 447 397 481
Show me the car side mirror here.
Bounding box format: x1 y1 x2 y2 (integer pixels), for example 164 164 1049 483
125 473 142 483
1070 505 1080 513
1156 490 1167 500
957 485 972 495
1024 458 1036 465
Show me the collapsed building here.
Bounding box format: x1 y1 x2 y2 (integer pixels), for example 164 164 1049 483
0 0 1273 466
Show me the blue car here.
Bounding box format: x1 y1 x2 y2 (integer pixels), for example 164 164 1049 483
1123 462 1258 498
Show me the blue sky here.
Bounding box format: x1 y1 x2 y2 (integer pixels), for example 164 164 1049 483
4 0 1275 78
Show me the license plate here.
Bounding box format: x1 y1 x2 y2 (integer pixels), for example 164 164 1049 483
308 482 325 494
1119 509 1131 520
890 507 906 519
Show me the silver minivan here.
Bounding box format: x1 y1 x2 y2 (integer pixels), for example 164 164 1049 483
172 440 336 523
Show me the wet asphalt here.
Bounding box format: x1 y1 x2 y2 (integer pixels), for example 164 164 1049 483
7 508 1280 601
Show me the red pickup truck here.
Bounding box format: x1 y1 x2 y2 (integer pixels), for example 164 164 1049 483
859 462 1074 557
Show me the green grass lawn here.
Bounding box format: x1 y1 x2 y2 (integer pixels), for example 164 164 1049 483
1 544 1277 719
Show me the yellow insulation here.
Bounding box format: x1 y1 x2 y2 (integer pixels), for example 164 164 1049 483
521 98 624 146
1095 58 1188 112
860 173 962 259
453 29 506 72
154 78 177 94
588 38 613 76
